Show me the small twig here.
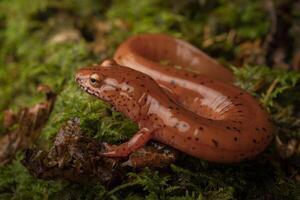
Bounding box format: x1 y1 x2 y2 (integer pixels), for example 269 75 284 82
262 78 279 105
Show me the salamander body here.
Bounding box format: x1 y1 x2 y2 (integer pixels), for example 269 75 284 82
76 34 273 163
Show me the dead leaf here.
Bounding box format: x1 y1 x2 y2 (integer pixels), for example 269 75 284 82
0 85 56 165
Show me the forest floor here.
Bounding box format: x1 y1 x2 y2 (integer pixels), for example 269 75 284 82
0 0 300 199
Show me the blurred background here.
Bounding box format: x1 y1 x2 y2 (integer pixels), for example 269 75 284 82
1 0 300 109
0 0 300 199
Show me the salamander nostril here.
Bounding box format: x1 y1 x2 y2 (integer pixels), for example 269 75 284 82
75 72 84 83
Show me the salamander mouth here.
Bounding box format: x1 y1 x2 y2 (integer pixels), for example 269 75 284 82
76 78 98 97
79 84 99 97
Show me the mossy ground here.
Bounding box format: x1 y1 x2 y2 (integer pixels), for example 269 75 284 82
0 0 300 199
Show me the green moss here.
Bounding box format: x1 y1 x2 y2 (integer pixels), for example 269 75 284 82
41 80 137 143
0 155 64 200
233 66 300 139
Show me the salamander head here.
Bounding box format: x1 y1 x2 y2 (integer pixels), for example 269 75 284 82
75 60 153 114
76 60 127 99
76 59 157 120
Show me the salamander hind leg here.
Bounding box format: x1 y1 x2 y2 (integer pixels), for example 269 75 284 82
102 127 153 157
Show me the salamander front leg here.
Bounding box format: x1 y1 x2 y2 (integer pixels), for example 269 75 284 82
102 127 152 157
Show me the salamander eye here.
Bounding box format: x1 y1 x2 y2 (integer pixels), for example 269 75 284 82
89 73 102 87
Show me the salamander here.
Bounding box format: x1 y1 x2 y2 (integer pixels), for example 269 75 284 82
75 34 273 163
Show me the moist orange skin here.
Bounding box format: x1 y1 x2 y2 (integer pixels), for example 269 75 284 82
76 34 273 163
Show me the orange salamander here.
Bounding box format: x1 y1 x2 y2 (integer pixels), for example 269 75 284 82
75 33 273 163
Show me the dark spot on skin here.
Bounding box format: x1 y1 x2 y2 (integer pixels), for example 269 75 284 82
192 74 197 78
262 127 267 132
140 84 145 87
195 138 199 141
187 137 191 140
255 128 260 131
253 139 257 143
212 139 218 147
235 104 242 106
239 92 244 95
238 110 242 113
226 126 231 130
200 82 205 85
170 80 176 85
155 117 158 121
192 147 196 150
168 106 173 109
240 153 245 157
234 137 238 141
184 73 189 76
171 136 175 139
234 96 239 99
199 127 203 131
